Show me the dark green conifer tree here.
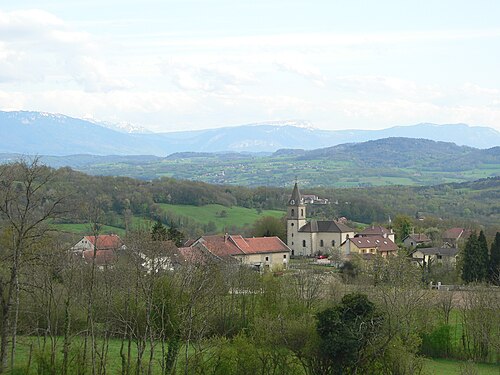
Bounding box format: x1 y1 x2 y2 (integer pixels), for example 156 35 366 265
477 230 489 282
489 232 500 285
462 232 480 284
151 219 168 241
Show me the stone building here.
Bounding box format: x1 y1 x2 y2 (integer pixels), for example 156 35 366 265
286 183 354 256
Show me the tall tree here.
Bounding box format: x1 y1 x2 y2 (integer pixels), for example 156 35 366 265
392 215 413 243
315 293 383 375
461 232 486 284
477 230 489 281
0 159 63 373
251 215 286 242
489 232 500 285
151 220 168 241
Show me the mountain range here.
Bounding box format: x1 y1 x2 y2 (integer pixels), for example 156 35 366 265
0 110 499 156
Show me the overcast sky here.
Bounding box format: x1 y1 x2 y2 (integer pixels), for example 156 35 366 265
1 0 500 132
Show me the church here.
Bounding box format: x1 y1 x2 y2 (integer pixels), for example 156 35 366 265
286 183 355 256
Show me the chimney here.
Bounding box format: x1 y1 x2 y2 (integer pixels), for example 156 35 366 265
224 233 229 242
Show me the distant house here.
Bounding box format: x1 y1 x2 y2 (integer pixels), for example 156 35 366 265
181 234 291 271
71 234 125 254
71 234 125 267
302 194 329 205
402 233 431 248
410 247 459 266
342 235 399 258
356 225 395 243
442 228 472 247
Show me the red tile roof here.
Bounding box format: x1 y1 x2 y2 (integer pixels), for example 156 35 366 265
349 235 398 252
192 234 290 259
241 236 290 254
84 234 123 250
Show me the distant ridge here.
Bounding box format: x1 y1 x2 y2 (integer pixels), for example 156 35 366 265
0 110 499 156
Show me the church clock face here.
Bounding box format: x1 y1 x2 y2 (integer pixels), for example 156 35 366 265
290 200 295 205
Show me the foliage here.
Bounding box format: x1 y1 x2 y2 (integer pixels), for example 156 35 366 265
462 232 489 283
251 215 286 241
421 324 453 358
489 232 500 284
392 214 413 243
315 293 383 374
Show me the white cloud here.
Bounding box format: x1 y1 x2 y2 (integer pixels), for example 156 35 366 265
275 59 326 86
0 9 128 92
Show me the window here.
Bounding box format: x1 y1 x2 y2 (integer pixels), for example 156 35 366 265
291 209 295 216
291 241 294 245
291 233 294 237
302 240 306 247
301 209 304 216
291 223 294 227
331 240 336 247
320 239 324 247
265 256 269 261
283 254 287 259
346 234 350 239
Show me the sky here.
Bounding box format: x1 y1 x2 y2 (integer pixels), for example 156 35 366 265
1 0 500 133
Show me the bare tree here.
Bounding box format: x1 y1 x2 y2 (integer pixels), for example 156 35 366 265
0 159 63 373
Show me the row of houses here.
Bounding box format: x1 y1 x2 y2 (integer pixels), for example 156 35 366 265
71 233 290 271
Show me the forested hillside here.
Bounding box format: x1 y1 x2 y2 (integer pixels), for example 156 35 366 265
3 137 497 188
1 163 496 238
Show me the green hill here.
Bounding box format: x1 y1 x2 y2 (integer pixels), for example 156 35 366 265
159 203 284 232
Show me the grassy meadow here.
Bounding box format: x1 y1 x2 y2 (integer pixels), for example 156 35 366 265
13 336 499 375
158 203 284 232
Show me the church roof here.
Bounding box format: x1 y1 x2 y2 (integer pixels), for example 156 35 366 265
288 182 303 205
299 220 353 233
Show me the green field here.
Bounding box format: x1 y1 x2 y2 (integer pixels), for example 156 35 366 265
50 204 285 236
423 358 500 375
51 223 126 236
159 203 285 231
12 336 500 375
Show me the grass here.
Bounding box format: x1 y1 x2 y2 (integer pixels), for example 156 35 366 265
13 336 499 375
14 336 161 374
423 358 500 375
52 223 126 236
159 203 285 231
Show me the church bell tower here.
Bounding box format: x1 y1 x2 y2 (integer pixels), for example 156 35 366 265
287 182 307 255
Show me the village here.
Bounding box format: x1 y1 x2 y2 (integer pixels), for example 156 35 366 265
70 183 470 279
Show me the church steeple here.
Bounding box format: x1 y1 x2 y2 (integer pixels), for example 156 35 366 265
288 182 303 206
286 182 307 256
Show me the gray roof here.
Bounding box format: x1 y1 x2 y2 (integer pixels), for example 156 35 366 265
288 182 303 205
299 220 353 233
412 247 459 257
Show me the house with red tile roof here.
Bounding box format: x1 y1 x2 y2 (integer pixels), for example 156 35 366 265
71 234 125 266
183 234 291 270
342 235 399 258
71 234 125 253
